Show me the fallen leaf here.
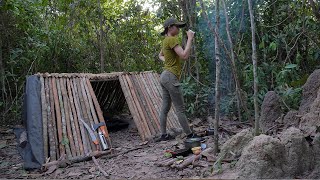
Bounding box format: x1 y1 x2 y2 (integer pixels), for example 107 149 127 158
44 165 57 175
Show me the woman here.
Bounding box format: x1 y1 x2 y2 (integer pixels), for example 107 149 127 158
157 17 196 141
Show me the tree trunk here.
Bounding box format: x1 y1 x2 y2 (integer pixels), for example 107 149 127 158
214 0 221 155
98 0 105 72
221 0 243 122
248 0 260 135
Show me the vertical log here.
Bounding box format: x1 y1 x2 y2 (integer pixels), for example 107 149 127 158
51 77 65 156
71 79 89 154
76 78 95 152
80 78 98 151
60 78 77 157
56 78 72 158
67 78 84 156
40 76 48 159
45 77 57 161
49 77 59 158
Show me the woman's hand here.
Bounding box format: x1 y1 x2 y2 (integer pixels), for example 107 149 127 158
187 30 195 40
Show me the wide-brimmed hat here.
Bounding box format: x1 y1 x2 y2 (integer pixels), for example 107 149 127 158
160 17 186 36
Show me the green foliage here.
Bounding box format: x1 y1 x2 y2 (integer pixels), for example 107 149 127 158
180 76 212 117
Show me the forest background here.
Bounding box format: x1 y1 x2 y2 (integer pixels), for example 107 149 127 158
1 0 319 125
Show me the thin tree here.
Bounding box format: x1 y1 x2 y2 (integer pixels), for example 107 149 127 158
248 0 260 135
98 0 105 72
221 0 242 121
214 0 221 155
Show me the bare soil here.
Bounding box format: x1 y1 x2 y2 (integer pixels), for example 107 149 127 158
0 116 247 179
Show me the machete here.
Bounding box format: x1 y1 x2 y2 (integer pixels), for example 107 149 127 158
79 118 99 150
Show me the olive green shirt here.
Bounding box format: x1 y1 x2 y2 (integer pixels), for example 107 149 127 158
162 36 182 78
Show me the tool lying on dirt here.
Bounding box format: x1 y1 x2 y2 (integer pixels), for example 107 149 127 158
92 122 110 150
79 118 99 151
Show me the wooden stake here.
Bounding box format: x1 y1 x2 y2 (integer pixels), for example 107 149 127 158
71 78 89 155
51 77 65 156
67 78 83 156
129 75 156 136
75 78 95 152
119 75 145 141
125 74 152 138
56 78 72 158
85 78 112 148
40 76 49 159
45 77 57 161
60 78 77 157
79 78 98 151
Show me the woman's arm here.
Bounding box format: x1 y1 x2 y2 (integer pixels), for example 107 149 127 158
159 49 165 62
173 30 194 60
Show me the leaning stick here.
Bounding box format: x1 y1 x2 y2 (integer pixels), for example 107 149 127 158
51 78 65 156
85 78 112 149
56 78 72 158
119 75 145 140
67 78 83 156
71 78 89 155
48 77 59 158
75 78 95 152
125 74 152 138
131 74 158 135
139 73 161 131
79 78 98 151
60 78 76 157
45 77 57 161
40 76 48 159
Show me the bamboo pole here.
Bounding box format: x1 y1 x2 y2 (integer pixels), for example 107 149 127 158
51 77 65 156
76 78 96 152
85 78 112 149
45 77 57 161
40 76 49 159
71 78 89 155
119 75 145 141
125 74 152 138
66 78 83 156
130 74 156 136
60 78 77 157
56 78 72 158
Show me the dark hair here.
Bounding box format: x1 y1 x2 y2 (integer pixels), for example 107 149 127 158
164 27 168 35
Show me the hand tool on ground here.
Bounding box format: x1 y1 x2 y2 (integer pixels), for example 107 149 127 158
79 118 100 151
92 122 110 150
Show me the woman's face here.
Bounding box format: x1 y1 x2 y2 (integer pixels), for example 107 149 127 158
169 25 180 36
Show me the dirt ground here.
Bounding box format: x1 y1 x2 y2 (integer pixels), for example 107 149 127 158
0 115 247 179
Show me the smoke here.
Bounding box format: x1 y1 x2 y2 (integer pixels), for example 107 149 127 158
196 0 249 116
